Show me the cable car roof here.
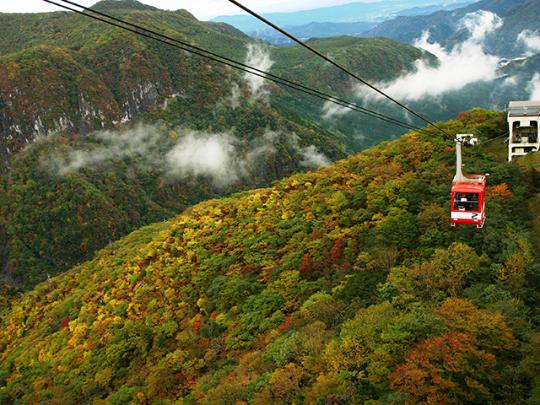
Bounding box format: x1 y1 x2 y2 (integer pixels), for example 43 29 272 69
451 181 485 193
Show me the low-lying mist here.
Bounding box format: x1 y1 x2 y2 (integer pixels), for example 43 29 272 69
361 10 503 102
530 73 540 100
321 9 540 123
518 30 540 55
44 126 330 188
244 44 274 101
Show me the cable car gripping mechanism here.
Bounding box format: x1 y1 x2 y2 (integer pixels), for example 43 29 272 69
453 134 485 184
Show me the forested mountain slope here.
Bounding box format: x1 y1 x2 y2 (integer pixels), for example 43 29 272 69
365 0 540 57
0 0 430 169
271 36 435 151
0 107 345 288
0 3 249 168
1 109 538 404
0 1 435 289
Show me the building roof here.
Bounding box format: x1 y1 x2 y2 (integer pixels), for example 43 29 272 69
508 101 540 117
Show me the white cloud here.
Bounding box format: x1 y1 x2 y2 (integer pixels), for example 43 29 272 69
228 83 241 109
46 126 247 187
502 75 519 87
165 132 242 186
322 99 351 120
517 30 540 55
359 11 503 102
530 73 540 100
460 10 503 43
290 133 331 168
45 126 330 186
243 44 274 100
49 125 162 175
299 145 331 167
244 130 278 163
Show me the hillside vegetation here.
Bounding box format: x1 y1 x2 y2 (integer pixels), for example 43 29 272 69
271 36 435 151
1 96 346 288
0 1 435 288
1 109 538 404
0 4 249 166
0 0 430 168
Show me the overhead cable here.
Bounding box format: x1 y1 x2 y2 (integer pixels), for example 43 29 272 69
227 0 452 137
42 0 432 133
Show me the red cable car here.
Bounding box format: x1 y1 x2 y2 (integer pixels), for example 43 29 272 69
450 134 487 229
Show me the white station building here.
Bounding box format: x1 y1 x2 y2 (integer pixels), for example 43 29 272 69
507 101 540 161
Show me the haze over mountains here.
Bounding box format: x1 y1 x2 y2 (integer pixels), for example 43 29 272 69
267 0 540 129
214 0 540 61
212 0 476 32
358 0 540 119
364 0 540 57
211 0 540 130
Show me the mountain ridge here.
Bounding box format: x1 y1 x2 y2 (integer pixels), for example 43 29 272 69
91 0 160 12
251 21 378 45
211 0 477 33
364 0 540 57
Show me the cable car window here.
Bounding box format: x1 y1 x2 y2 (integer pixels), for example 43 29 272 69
453 192 479 212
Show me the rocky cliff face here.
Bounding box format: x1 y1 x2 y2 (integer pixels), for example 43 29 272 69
0 1 437 171
0 5 252 171
0 41 177 170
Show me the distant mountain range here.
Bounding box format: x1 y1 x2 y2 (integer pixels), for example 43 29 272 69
364 0 540 57
212 0 477 37
214 0 539 56
396 2 473 16
251 21 378 45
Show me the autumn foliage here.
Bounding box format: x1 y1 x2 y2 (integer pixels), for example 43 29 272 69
488 183 513 199
0 109 537 404
390 332 496 404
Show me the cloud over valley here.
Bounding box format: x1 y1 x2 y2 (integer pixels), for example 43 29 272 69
361 11 503 102
45 126 330 188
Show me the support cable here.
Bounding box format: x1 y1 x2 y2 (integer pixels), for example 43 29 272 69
43 0 433 134
227 0 451 137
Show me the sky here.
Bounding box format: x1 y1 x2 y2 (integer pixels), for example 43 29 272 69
0 0 383 20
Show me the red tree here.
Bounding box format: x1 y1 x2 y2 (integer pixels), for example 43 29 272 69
390 332 496 404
